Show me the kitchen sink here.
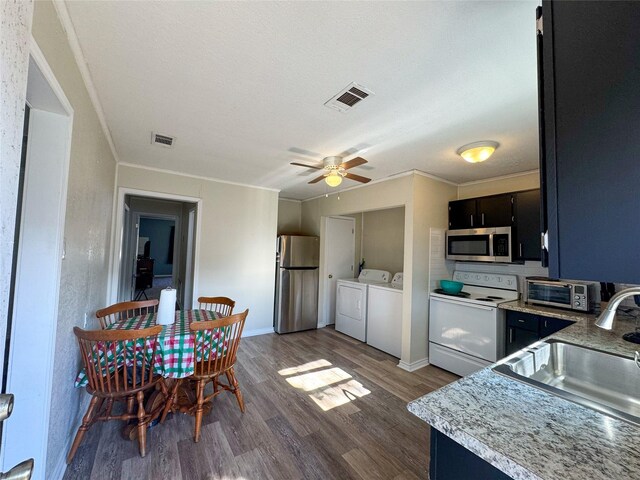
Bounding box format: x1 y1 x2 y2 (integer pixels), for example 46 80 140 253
493 340 640 426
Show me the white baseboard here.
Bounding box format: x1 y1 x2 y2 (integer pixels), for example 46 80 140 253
398 358 430 372
243 326 274 338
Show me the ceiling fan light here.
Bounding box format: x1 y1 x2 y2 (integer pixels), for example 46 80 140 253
325 171 343 187
457 141 499 163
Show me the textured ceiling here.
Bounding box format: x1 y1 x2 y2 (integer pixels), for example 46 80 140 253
65 0 540 200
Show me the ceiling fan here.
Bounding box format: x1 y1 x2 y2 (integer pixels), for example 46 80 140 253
290 156 371 187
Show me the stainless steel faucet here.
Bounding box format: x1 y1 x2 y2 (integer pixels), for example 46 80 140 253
596 286 640 362
595 286 640 329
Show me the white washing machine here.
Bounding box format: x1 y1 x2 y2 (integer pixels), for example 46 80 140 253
335 269 390 341
367 273 403 358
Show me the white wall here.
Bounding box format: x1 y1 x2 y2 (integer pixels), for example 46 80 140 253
117 164 278 336
361 207 405 275
30 1 118 477
408 174 457 365
277 198 302 234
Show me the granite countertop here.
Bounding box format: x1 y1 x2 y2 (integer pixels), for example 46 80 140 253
499 299 596 323
408 315 640 480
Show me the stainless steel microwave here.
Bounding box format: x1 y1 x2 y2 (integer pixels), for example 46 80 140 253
526 277 593 312
445 227 512 263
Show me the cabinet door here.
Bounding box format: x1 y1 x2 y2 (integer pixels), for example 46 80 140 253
448 199 477 229
506 326 540 356
539 316 573 338
543 1 640 283
514 189 541 261
477 194 513 228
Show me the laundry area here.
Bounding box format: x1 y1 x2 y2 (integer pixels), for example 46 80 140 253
334 207 405 358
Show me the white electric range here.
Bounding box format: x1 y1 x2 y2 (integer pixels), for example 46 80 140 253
429 271 519 377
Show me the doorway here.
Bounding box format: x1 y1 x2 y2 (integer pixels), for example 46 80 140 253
115 194 199 309
318 216 356 327
2 42 73 478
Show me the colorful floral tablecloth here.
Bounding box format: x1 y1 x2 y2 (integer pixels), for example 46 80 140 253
75 309 222 388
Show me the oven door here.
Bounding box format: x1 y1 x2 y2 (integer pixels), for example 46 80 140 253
429 296 503 362
445 229 494 262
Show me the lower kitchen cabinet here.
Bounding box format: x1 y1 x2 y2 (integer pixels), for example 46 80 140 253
506 310 573 355
429 428 512 480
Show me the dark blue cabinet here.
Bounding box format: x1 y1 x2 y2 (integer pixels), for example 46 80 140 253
541 1 640 283
429 428 512 480
506 310 573 355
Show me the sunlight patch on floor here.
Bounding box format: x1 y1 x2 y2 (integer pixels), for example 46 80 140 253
309 379 371 411
279 359 371 411
285 367 352 392
278 359 332 376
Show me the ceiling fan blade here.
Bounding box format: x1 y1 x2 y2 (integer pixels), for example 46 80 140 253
344 172 371 184
340 157 368 170
290 162 323 170
308 174 327 184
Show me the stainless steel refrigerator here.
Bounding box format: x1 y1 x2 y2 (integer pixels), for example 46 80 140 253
274 235 319 334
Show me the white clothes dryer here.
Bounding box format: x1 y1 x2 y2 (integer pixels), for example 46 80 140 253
335 269 390 342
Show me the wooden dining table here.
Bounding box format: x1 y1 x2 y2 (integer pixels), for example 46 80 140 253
74 309 223 388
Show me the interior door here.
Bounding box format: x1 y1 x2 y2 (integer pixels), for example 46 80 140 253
322 217 355 325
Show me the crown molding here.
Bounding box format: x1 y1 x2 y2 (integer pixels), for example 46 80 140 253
457 169 540 187
118 162 281 193
52 0 119 163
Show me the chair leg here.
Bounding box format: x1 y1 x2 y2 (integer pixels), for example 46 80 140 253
226 368 245 413
67 395 99 464
161 380 180 423
136 391 147 457
127 395 135 417
193 380 205 443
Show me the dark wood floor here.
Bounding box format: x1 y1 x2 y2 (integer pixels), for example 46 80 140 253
64 327 458 480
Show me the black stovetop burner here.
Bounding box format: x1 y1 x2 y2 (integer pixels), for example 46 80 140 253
434 289 470 298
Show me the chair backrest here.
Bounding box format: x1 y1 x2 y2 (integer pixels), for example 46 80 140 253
95 299 159 329
197 296 235 317
190 309 248 377
74 325 162 395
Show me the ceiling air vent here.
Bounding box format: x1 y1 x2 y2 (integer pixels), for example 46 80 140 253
324 82 374 113
151 132 175 148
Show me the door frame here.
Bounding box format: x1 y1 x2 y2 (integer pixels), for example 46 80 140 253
318 215 356 328
183 207 197 309
2 38 73 478
107 188 202 309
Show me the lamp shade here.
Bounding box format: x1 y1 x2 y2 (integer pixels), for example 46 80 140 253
457 141 499 163
325 171 343 187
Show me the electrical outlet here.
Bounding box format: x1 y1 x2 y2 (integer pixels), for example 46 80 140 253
83 313 88 328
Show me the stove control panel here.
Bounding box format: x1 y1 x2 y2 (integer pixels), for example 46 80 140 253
453 271 518 292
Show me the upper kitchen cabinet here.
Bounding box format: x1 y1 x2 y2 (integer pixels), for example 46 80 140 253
540 1 640 283
513 189 541 261
448 194 512 230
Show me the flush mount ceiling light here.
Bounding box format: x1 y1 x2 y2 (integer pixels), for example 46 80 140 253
325 169 344 187
457 141 499 163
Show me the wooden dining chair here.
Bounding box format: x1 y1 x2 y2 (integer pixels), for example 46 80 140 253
95 299 159 329
161 309 248 442
197 296 235 317
67 325 168 464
